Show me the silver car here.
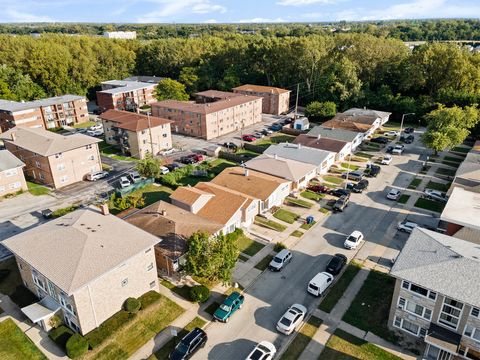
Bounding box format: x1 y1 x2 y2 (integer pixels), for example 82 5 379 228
276 304 307 335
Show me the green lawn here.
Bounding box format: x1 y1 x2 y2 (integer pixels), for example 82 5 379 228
443 156 463 163
300 220 316 230
285 197 314 208
354 152 374 159
74 121 96 129
441 160 460 168
343 270 399 344
414 198 446 213
99 141 137 162
86 293 184 360
235 149 261 158
397 194 410 204
320 329 403 360
273 208 300 224
111 184 173 213
290 230 303 237
320 207 331 215
149 317 207 360
208 159 236 175
280 316 323 360
426 181 451 192
27 181 51 196
235 234 265 257
319 262 362 313
435 167 456 177
254 254 274 271
341 162 360 171
255 216 287 232
160 280 192 301
301 190 324 201
238 254 249 262
407 178 422 189
323 175 344 185
0 319 47 360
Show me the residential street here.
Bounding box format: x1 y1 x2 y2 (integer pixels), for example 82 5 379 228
193 131 437 359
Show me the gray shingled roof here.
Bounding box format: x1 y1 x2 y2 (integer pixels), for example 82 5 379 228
2 207 161 295
307 126 360 143
0 95 84 113
99 80 156 94
391 227 480 307
0 150 24 172
342 108 391 118
264 143 333 167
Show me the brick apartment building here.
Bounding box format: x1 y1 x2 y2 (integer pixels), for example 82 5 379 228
0 150 28 197
0 127 102 189
232 84 291 115
151 90 262 140
0 95 89 132
96 78 159 113
100 109 172 159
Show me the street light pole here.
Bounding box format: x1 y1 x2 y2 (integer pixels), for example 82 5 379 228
399 112 415 141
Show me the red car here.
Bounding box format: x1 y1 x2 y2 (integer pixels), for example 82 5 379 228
242 134 257 142
308 185 329 194
188 154 204 162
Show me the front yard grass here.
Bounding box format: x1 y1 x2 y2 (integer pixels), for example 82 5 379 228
342 270 399 344
354 152 374 159
435 167 456 177
300 220 316 230
301 190 324 201
110 184 173 214
74 121 96 129
99 141 137 162
160 280 192 301
255 216 287 232
320 329 403 360
280 316 322 360
323 175 344 185
397 194 410 204
285 197 314 208
341 162 360 171
0 318 47 360
414 198 446 213
254 254 274 271
319 262 362 313
407 178 422 189
451 146 470 153
274 208 300 224
207 159 236 175
426 181 451 192
27 181 51 196
235 235 265 257
290 230 303 237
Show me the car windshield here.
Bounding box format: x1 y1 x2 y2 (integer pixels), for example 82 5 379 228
329 258 339 266
175 342 189 354
347 235 357 242
309 284 319 291
280 317 292 326
273 256 282 263
249 349 264 360
219 304 231 312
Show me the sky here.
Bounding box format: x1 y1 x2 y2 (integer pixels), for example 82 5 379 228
0 0 479 24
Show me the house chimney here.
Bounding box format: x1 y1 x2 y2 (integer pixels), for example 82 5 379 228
99 203 109 216
274 154 278 160
10 131 16 142
161 210 167 216
244 169 249 177
317 134 321 140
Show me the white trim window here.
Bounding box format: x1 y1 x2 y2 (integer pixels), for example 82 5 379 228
397 297 432 320
56 163 65 171
60 175 69 183
401 280 437 300
5 168 18 177
32 270 46 291
439 297 464 330
471 307 480 318
393 316 424 336
464 325 480 342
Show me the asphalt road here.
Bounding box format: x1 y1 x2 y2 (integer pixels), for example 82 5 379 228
192 131 437 360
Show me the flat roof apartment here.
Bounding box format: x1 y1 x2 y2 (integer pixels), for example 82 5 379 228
100 109 172 159
96 79 158 113
0 95 89 132
151 90 262 140
0 127 102 189
232 84 291 115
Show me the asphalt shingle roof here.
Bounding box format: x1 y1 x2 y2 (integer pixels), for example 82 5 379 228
245 154 317 182
307 126 360 143
264 143 333 167
0 150 24 172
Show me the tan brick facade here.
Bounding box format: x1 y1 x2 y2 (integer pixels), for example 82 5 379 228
0 164 27 198
97 83 157 112
233 86 290 115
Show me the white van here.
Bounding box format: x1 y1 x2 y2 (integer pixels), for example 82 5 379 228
307 272 334 296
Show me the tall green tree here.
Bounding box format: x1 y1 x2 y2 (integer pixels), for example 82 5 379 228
154 78 189 101
305 101 337 122
422 104 480 154
136 153 163 178
179 67 199 94
0 65 45 101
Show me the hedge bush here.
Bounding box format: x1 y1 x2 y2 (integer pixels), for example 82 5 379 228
66 333 89 359
49 325 74 349
124 297 141 313
189 285 210 303
274 242 287 252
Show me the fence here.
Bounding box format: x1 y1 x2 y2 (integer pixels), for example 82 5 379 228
243 143 267 154
115 177 154 197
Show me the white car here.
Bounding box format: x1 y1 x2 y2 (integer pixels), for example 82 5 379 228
397 221 418 233
276 304 307 335
159 148 175 156
86 129 104 137
344 231 364 250
392 145 405 155
119 177 131 188
424 189 448 203
89 123 103 131
381 155 392 165
245 341 276 360
387 188 401 200
86 170 109 181
159 166 170 175
127 171 142 183
384 130 400 137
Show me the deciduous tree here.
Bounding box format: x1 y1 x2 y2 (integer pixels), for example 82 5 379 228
154 78 189 101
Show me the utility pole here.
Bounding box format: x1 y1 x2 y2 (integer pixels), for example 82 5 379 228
399 113 415 141
294 83 299 119
147 113 154 155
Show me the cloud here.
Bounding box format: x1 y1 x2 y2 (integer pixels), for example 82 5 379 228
237 17 286 23
277 0 337 5
2 9 54 22
204 19 218 23
137 0 226 22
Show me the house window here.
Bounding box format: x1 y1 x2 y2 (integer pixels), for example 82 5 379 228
121 278 128 287
9 182 21 190
35 161 41 168
5 168 18 177
60 175 68 183
401 280 436 300
147 263 154 271
464 325 480 342
39 173 45 180
149 281 156 288
32 271 46 291
401 298 432 320
394 316 401 327
393 316 420 335
471 307 480 318
57 163 65 171
88 155 94 161
86 144 92 150
141 130 146 134
162 133 168 138
145 248 151 254
439 297 463 329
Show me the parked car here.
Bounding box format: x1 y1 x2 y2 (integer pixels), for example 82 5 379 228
307 185 329 194
127 171 141 183
401 135 414 144
268 249 292 271
261 128 274 136
381 155 393 165
384 130 400 137
159 148 175 156
365 164 380 177
188 154 204 162
269 124 283 131
397 221 418 233
276 304 307 335
424 189 448 202
386 146 394 154
92 108 103 115
307 272 334 297
341 171 363 181
370 136 389 144
253 131 265 139
89 123 103 131
165 163 181 172
86 129 104 137
213 291 244 322
403 127 415 134
344 231 364 250
333 195 349 212
179 156 196 164
392 145 405 155
159 166 170 175
282 118 293 125
245 341 276 360
329 188 350 198
326 254 347 275
386 188 401 200
169 327 207 360
119 176 131 188
242 134 257 142
86 170 109 181
223 142 238 150
41 209 53 219
75 128 87 134
346 179 369 193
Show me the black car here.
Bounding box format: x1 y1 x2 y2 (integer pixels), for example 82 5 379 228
366 164 381 178
386 145 394 154
169 327 207 360
41 209 53 219
346 179 369 193
403 127 415 134
333 195 349 212
223 142 238 150
329 188 351 198
370 136 389 144
179 156 196 164
165 163 181 171
326 254 347 275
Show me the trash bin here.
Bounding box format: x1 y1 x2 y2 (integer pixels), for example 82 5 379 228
306 215 314 224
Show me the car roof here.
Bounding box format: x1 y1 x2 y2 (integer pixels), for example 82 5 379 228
224 291 242 305
403 221 418 227
182 327 205 343
276 249 290 258
390 188 400 193
310 272 333 285
350 230 362 237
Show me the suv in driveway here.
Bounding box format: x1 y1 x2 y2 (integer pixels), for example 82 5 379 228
268 249 292 271
341 171 363 181
392 145 405 155
397 221 418 233
346 179 369 193
365 164 380 177
329 188 350 198
169 327 207 360
333 195 349 212
213 292 244 322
